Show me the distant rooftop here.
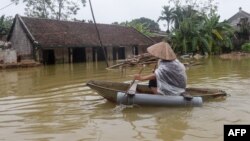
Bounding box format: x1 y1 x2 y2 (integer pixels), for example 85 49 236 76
227 7 250 27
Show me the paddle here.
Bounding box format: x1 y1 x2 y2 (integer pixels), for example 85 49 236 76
126 67 144 95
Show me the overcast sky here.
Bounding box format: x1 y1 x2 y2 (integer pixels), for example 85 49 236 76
0 0 250 30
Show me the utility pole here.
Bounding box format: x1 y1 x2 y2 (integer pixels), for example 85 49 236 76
88 0 109 67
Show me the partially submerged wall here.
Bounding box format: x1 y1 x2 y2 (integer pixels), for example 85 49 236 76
0 49 17 64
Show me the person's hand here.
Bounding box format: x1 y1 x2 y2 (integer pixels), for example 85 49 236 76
134 74 142 81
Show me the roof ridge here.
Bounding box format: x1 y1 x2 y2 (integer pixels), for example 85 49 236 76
20 15 127 28
9 15 154 48
227 9 250 23
240 10 250 17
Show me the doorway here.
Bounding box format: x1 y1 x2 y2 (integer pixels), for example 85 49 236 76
112 47 125 60
72 48 86 63
43 49 55 65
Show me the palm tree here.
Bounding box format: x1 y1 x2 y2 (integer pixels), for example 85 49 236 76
170 6 210 54
171 6 183 29
158 6 174 33
171 15 210 55
172 5 202 28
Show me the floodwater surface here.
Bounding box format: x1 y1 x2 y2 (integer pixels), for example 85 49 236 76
0 57 250 141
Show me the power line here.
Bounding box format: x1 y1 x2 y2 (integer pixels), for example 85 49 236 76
0 2 15 11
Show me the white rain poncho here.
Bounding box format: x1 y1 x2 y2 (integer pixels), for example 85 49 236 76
155 59 187 95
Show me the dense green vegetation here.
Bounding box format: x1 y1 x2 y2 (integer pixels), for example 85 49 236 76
114 17 160 37
0 15 13 36
159 0 235 55
129 17 160 32
241 43 250 52
2 0 250 55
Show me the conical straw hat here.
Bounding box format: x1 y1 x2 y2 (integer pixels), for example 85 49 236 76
147 42 176 60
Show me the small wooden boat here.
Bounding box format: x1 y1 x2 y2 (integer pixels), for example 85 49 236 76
87 80 227 107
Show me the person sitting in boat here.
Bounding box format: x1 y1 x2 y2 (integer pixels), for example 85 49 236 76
134 42 187 95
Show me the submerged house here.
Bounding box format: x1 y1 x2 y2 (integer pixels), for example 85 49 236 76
227 7 250 47
228 7 250 28
7 15 154 64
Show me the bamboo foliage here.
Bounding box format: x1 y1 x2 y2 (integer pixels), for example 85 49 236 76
162 5 235 55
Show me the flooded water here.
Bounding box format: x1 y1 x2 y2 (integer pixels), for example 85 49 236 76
0 57 250 141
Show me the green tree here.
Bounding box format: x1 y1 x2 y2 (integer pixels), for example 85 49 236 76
171 12 209 54
202 14 234 54
159 0 235 55
241 42 250 52
129 17 160 32
170 5 234 55
171 6 182 29
165 0 218 29
0 15 13 36
118 18 158 36
167 0 218 15
158 6 174 33
11 0 86 20
119 21 129 26
128 23 152 37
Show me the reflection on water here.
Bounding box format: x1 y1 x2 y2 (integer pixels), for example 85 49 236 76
120 107 191 141
0 57 250 141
